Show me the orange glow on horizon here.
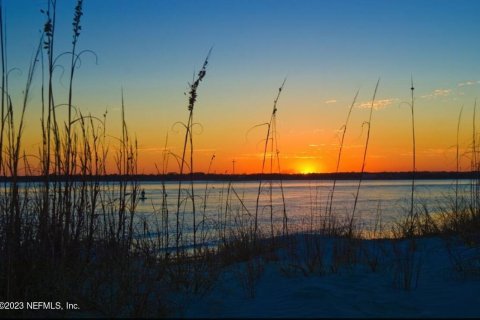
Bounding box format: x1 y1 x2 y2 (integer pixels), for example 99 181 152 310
17 77 476 176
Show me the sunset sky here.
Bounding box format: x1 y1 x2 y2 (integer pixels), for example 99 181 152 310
7 0 480 174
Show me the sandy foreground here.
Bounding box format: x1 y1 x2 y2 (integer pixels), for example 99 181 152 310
180 236 480 318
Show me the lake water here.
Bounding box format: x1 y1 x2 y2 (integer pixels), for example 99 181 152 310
134 179 472 243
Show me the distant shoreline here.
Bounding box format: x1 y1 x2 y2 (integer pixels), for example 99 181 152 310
1 171 478 182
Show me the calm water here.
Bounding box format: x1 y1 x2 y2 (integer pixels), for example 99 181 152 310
134 179 471 240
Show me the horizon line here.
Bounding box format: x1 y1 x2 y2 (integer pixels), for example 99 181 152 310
1 171 478 182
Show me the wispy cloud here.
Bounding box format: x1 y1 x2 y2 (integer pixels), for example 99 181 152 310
421 148 454 155
194 148 217 153
356 98 395 110
237 153 273 160
237 152 320 160
434 89 451 96
138 147 215 154
138 147 168 153
458 80 480 87
288 129 325 135
421 88 451 99
324 99 337 104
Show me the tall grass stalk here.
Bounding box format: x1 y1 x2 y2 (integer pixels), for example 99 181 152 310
456 105 464 213
472 100 479 212
200 153 215 246
327 90 359 217
63 0 83 255
269 79 288 239
253 78 287 243
0 2 6 178
455 105 464 213
161 133 170 256
275 150 288 237
175 49 210 256
43 0 59 176
223 160 233 244
350 79 380 236
409 77 416 222
396 78 421 237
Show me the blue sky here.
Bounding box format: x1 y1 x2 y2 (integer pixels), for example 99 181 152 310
10 0 480 91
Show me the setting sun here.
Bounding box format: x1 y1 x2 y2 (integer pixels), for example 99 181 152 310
298 163 321 174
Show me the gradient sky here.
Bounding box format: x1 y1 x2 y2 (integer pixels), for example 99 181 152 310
7 0 480 174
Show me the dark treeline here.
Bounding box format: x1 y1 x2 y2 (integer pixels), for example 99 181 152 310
1 171 476 182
